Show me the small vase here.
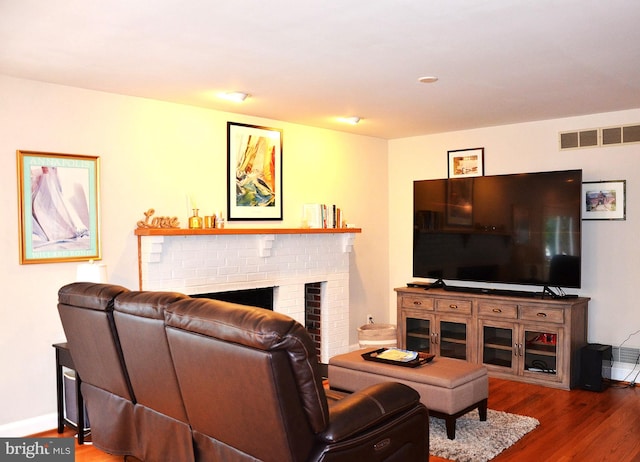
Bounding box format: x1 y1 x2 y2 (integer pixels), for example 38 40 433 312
204 215 216 229
188 209 203 229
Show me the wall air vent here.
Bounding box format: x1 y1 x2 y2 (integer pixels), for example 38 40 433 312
601 124 640 146
623 124 640 143
560 132 579 149
560 123 640 150
612 346 640 365
602 127 622 145
559 129 598 150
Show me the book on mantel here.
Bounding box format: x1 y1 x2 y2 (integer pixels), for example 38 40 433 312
303 204 342 229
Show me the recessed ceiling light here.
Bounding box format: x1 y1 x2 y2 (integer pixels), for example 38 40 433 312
418 76 439 84
338 116 361 125
218 91 250 102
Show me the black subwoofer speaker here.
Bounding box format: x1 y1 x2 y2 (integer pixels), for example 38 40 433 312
580 343 612 392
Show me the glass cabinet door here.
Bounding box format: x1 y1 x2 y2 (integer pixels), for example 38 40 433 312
482 325 514 368
439 320 467 360
405 317 431 353
524 329 558 376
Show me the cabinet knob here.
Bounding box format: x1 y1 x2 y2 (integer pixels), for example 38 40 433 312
536 312 547 318
449 304 458 309
492 308 502 313
413 301 422 306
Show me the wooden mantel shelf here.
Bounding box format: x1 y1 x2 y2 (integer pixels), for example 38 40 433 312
134 227 362 236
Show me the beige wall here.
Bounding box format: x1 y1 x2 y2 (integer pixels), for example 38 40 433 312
0 75 389 432
389 110 640 356
3 72 640 433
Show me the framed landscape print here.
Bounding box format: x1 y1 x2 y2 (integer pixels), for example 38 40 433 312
17 150 101 264
227 122 283 220
581 180 626 220
448 147 484 178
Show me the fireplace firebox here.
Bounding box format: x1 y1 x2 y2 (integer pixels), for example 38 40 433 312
193 287 275 310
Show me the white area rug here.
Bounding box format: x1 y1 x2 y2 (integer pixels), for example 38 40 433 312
430 409 539 462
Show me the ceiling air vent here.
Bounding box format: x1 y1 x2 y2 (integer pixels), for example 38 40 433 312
559 129 598 150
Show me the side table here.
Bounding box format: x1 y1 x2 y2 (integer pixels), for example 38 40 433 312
53 342 89 444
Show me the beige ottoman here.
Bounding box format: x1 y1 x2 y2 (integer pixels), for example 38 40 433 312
329 349 488 439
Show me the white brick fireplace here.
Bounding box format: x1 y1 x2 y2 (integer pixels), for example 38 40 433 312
135 228 359 362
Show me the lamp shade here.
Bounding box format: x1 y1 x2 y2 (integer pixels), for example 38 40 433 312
76 261 107 283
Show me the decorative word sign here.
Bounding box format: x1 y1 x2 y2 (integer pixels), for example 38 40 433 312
137 208 180 229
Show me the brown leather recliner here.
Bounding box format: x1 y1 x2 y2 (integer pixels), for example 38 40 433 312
58 283 429 461
113 291 195 462
57 282 138 456
164 297 429 462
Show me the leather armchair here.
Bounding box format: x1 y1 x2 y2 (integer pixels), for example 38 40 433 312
57 282 138 456
113 290 195 462
165 297 429 461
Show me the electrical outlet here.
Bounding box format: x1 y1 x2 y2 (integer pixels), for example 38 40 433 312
367 314 374 324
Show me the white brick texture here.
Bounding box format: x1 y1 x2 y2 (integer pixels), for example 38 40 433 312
138 232 356 362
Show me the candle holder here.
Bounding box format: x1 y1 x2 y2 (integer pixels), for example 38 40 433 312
204 215 216 228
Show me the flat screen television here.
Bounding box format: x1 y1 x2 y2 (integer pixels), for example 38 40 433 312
413 169 582 293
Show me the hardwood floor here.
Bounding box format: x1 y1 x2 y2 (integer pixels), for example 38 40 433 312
32 428 122 462
433 378 640 462
35 378 640 461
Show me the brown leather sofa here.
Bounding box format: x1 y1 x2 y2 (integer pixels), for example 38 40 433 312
58 282 429 461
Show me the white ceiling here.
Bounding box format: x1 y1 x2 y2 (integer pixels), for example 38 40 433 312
2 0 640 139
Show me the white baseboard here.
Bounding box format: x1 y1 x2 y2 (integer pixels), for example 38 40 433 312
0 413 57 437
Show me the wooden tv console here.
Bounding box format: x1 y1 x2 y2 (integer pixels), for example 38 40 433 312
395 287 589 390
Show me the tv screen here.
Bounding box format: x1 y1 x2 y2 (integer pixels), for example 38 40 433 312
413 169 582 289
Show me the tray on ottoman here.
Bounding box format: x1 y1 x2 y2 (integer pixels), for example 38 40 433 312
362 348 435 368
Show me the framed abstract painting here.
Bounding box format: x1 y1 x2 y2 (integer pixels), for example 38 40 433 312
227 122 283 220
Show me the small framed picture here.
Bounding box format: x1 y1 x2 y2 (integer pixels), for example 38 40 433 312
582 180 626 220
227 122 283 221
448 148 484 178
17 150 101 264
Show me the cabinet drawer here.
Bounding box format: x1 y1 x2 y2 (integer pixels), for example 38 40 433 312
478 301 518 319
401 296 434 311
435 298 472 315
519 305 564 324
